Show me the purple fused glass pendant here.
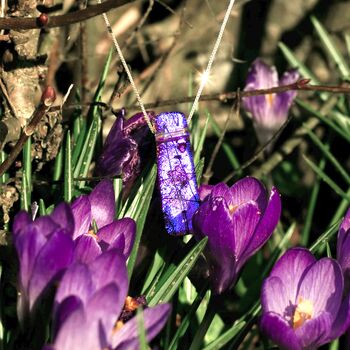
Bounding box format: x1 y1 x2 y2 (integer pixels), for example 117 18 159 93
154 112 200 236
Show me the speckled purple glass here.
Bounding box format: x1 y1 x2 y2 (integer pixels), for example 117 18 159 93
154 112 199 236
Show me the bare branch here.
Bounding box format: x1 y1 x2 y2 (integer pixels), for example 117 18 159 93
0 0 136 30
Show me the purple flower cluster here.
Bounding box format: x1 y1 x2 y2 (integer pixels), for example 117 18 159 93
12 179 170 349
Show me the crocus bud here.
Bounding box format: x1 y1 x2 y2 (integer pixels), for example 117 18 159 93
243 59 300 146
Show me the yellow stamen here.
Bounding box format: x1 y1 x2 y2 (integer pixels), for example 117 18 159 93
228 204 238 214
87 229 97 238
292 297 313 329
124 296 140 312
113 320 124 333
266 93 274 106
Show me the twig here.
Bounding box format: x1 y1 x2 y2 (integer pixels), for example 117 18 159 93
0 87 56 177
126 79 350 110
46 80 350 113
0 0 136 29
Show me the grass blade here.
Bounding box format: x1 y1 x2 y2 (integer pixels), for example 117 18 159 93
305 127 350 185
64 131 73 202
127 164 157 277
303 154 350 202
311 16 350 80
147 237 208 307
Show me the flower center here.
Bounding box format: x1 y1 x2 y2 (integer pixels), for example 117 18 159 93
265 93 274 107
87 228 97 238
292 297 313 329
228 204 238 214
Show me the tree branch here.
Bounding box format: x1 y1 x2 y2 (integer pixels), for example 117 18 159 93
0 87 56 177
0 0 136 30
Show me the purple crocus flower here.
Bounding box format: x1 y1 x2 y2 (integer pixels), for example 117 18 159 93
45 249 171 350
12 203 75 322
71 179 136 263
192 177 281 294
261 248 350 349
243 59 300 145
95 111 154 193
337 208 350 293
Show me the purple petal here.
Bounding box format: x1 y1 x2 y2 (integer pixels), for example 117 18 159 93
51 306 98 350
96 137 138 179
97 218 136 258
193 196 236 294
228 177 267 212
12 211 32 236
74 235 101 264
260 312 301 350
261 276 290 317
90 249 128 310
15 226 46 319
86 284 123 342
111 304 171 349
243 59 278 127
209 183 232 204
328 292 350 341
231 201 261 264
103 116 124 147
28 231 74 310
243 187 281 259
51 203 75 236
89 179 115 229
71 195 91 239
269 248 316 307
298 258 343 318
337 208 350 270
245 59 279 90
55 263 93 306
15 226 46 291
198 184 214 201
33 216 60 238
54 296 83 336
294 312 332 349
273 69 300 123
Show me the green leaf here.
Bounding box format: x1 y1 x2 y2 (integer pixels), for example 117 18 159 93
168 286 208 350
0 151 8 184
305 127 350 185
278 42 319 83
301 157 325 246
20 169 29 211
136 309 148 350
147 237 208 307
195 157 205 183
53 141 63 183
23 137 32 206
39 199 46 216
296 99 350 143
64 131 73 202
113 178 123 216
303 154 350 202
309 219 340 253
73 113 102 189
203 301 260 350
194 113 209 165
311 16 350 80
127 164 157 277
71 117 87 169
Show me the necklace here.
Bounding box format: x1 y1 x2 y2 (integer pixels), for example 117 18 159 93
97 0 236 235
